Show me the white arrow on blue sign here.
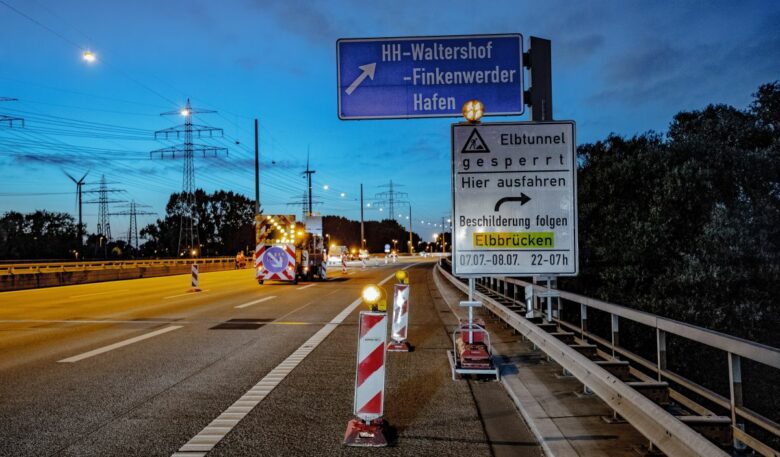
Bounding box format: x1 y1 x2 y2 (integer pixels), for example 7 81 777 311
337 34 524 120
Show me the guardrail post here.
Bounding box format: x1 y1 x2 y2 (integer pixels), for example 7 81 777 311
611 313 619 359
728 353 746 451
580 303 587 341
656 329 666 381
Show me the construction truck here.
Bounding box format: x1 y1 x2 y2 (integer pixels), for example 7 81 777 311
254 214 327 285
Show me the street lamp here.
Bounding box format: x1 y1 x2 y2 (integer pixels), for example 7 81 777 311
82 50 96 63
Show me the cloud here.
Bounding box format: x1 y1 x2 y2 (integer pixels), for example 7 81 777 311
12 153 86 167
246 0 343 45
556 34 605 66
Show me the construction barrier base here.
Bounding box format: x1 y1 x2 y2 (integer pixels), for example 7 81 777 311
343 418 388 447
190 287 201 292
386 340 412 352
447 350 500 381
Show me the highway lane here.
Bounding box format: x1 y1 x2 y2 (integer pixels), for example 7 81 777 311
0 261 410 456
0 256 536 456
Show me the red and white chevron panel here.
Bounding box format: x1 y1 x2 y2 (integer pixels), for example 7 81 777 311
191 263 200 290
391 284 409 342
353 311 387 421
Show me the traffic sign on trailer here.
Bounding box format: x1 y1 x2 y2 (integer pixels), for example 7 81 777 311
337 34 524 119
451 121 578 276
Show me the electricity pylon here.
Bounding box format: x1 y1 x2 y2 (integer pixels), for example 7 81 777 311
151 98 227 257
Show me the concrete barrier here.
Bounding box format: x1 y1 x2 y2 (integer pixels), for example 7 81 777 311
0 258 239 292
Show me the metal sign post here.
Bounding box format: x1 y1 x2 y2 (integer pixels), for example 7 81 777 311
337 34 524 119
451 121 578 277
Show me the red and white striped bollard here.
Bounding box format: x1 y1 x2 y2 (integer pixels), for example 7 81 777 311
344 311 388 446
387 284 411 352
191 263 200 292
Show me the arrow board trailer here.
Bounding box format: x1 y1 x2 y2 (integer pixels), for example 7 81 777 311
337 34 524 119
451 121 578 277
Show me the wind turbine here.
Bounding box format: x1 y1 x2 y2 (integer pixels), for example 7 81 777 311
64 169 89 256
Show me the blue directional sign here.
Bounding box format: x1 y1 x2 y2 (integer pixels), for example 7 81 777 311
337 34 524 120
261 246 288 274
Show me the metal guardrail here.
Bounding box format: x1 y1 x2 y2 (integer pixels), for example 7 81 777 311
0 257 235 276
438 258 780 457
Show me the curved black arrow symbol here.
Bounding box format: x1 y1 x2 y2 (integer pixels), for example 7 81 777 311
494 194 531 212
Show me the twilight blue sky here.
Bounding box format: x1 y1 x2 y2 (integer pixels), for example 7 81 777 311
1 0 779 241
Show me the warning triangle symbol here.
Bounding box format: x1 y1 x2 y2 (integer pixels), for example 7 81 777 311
461 129 490 154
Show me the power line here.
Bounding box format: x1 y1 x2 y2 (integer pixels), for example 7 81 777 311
0 97 24 128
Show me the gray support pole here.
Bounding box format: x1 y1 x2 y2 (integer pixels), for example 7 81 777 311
580 303 587 341
728 353 746 450
611 313 620 359
360 183 365 249
547 277 553 322
656 329 667 381
468 278 476 344
254 119 259 216
408 205 413 254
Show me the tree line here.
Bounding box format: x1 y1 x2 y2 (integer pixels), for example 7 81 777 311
0 191 423 260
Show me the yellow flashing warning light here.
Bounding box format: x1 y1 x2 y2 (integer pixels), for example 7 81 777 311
462 100 484 123
395 270 408 284
362 284 387 312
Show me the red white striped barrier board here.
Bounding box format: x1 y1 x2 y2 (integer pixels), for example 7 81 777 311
191 263 200 291
255 244 296 282
387 284 411 352
342 255 347 273
344 311 388 447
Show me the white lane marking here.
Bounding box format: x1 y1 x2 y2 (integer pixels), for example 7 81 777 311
234 296 276 309
173 268 407 456
164 290 209 299
70 289 129 299
296 283 316 290
58 325 183 363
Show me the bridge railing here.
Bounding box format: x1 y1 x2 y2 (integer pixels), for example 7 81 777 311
0 257 235 275
439 258 779 457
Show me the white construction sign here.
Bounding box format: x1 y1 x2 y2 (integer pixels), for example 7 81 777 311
451 121 578 276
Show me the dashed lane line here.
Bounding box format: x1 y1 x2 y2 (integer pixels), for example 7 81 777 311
234 296 276 309
69 289 130 299
172 264 414 456
296 283 316 290
164 290 209 299
58 325 183 363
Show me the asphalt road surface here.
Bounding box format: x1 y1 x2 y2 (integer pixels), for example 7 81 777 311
0 257 538 456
